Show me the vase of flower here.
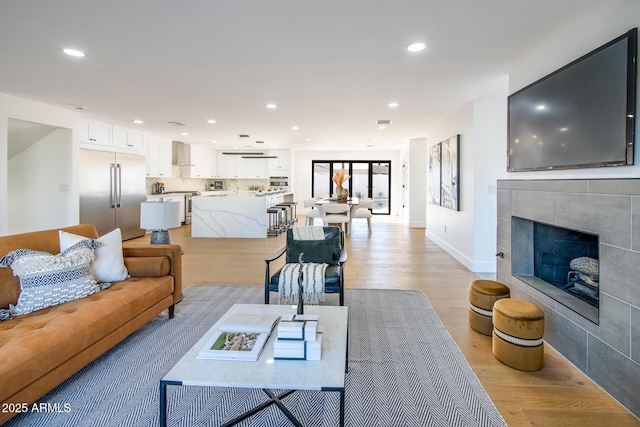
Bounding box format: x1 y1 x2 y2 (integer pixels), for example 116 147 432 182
336 185 349 201
332 164 350 201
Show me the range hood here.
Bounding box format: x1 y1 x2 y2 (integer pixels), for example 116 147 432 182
172 141 194 166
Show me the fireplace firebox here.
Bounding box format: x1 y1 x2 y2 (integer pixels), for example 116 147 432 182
511 216 599 324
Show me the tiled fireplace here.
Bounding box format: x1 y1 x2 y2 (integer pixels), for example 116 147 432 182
511 217 599 323
497 179 640 417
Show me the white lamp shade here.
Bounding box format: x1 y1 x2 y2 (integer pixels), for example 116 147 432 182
140 201 181 230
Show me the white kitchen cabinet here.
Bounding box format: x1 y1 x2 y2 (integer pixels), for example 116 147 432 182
268 149 291 170
112 126 145 151
207 149 217 178
79 118 112 146
214 152 226 178
245 157 269 179
182 144 213 178
224 154 248 178
146 136 172 178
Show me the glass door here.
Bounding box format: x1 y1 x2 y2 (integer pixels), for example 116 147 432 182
311 160 391 215
371 162 390 214
312 162 331 198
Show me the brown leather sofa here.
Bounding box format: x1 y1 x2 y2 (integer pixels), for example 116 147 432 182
0 224 182 424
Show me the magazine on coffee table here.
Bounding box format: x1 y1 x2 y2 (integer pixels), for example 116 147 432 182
197 314 280 361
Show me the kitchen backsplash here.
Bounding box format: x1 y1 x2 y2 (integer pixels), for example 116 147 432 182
146 165 270 194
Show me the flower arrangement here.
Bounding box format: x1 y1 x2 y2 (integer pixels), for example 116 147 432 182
332 165 350 186
332 164 350 200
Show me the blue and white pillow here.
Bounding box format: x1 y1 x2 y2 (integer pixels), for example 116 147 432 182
0 239 101 320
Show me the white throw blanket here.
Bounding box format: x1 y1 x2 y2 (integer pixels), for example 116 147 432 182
278 262 328 305
292 226 325 240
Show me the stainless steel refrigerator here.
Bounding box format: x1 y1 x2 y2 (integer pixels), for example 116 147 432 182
79 149 145 240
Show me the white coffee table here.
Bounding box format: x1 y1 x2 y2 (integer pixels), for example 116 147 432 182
159 304 349 427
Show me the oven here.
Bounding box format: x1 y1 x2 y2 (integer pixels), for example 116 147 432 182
269 176 289 189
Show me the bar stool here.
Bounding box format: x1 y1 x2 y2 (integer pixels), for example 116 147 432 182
273 204 291 230
276 203 293 229
267 207 282 236
277 201 298 224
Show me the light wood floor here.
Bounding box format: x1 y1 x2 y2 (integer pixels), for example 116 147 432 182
129 217 639 427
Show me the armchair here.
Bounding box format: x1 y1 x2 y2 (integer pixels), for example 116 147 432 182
265 226 347 305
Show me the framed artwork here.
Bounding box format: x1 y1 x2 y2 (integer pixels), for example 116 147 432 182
428 143 441 205
440 135 460 211
428 135 460 211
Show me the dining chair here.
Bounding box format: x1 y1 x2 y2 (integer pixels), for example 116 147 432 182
350 198 374 234
303 199 322 226
322 203 350 234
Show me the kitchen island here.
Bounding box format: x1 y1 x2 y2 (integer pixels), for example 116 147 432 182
192 191 293 238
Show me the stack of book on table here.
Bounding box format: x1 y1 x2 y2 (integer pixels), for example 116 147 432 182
197 314 280 361
274 314 322 360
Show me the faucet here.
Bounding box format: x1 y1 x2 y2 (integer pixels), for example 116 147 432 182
228 179 239 193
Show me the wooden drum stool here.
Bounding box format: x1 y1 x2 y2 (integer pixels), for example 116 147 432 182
492 299 545 371
469 280 510 335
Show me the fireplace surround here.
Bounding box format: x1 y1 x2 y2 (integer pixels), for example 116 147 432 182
497 179 640 417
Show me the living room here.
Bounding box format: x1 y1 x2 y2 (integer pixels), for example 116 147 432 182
1 1 640 426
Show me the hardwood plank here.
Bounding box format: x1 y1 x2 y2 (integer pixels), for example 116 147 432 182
128 217 639 426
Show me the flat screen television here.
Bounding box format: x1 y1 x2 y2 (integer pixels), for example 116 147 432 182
507 28 637 172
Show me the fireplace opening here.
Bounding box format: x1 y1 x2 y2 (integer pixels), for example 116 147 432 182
511 216 600 324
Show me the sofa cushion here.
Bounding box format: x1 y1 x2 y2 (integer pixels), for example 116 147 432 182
0 275 174 403
0 240 101 319
59 228 129 284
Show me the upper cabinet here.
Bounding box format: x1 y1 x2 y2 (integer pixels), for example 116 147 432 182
79 119 144 153
268 149 291 175
79 118 112 146
113 125 145 151
146 136 172 178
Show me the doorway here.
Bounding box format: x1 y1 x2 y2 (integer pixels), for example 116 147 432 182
7 118 73 233
311 160 391 215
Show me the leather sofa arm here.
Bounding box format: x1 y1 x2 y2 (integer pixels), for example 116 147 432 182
122 244 183 305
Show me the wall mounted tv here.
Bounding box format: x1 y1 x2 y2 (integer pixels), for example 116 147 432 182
507 28 637 172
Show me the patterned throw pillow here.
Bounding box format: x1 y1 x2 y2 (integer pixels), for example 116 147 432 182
0 239 101 320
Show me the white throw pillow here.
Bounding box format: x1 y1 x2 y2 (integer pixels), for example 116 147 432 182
59 228 129 283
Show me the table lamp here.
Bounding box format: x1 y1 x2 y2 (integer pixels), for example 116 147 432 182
140 201 182 244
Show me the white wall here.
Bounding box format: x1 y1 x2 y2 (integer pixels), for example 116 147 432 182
408 138 426 228
507 0 640 181
8 129 74 233
0 93 80 235
426 89 508 273
292 149 402 216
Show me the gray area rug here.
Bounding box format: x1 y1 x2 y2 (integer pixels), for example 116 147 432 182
5 286 506 427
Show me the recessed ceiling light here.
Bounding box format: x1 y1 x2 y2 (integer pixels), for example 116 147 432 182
388 102 399 108
132 119 143 124
181 132 189 136
291 126 300 130
207 119 216 124
378 126 386 130
74 105 86 110
305 138 312 141
265 103 277 109
407 42 426 53
211 140 218 144
63 48 85 57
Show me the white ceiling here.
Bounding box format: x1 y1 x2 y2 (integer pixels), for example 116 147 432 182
0 0 609 151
